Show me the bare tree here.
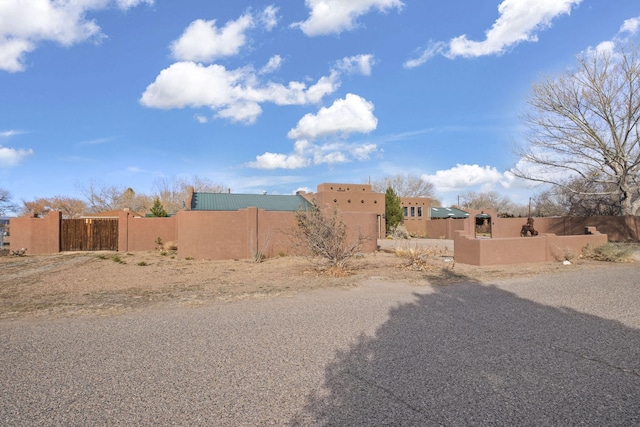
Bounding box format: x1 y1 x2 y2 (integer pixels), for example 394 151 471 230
78 182 151 214
0 188 18 215
460 191 524 217
21 196 87 218
513 43 640 216
370 174 436 198
534 178 621 217
153 175 226 213
531 189 570 217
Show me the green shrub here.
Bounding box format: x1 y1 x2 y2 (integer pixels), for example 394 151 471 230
111 255 125 264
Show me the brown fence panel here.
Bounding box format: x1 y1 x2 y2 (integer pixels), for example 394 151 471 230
60 219 118 251
90 219 118 251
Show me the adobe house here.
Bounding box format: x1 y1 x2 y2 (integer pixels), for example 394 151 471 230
297 183 386 238
11 182 636 264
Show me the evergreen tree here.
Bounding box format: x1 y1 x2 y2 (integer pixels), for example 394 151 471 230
150 198 168 217
384 186 403 233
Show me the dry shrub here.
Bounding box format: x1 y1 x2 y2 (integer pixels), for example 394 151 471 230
582 243 633 262
394 243 452 271
163 241 178 251
294 204 367 271
554 247 577 262
388 224 410 239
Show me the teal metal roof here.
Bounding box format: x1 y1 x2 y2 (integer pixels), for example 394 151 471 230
430 207 469 219
191 193 313 212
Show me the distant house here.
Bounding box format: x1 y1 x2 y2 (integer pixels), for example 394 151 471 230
82 209 146 218
430 207 469 219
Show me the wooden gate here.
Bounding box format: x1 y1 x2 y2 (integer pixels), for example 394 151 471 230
60 218 118 251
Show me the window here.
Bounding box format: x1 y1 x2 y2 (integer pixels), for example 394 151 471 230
403 207 408 217
417 207 422 218
410 206 415 217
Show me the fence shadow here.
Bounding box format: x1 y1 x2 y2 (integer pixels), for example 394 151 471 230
291 276 640 425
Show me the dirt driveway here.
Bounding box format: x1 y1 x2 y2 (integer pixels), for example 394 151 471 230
0 239 635 318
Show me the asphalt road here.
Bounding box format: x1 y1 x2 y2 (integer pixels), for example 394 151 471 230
1 264 639 426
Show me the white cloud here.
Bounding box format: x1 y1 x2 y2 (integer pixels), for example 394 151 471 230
216 101 263 124
248 140 311 169
260 5 279 30
248 94 379 169
620 17 640 34
293 0 404 36
170 15 254 62
259 55 283 74
140 62 341 124
287 93 377 140
334 54 375 76
0 145 33 167
0 130 25 138
583 16 640 62
248 139 379 169
421 164 506 192
403 42 447 69
169 6 279 62
405 0 581 67
194 115 209 124
0 0 153 72
78 137 114 146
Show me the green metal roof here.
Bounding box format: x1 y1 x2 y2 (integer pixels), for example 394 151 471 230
191 193 313 212
430 207 469 219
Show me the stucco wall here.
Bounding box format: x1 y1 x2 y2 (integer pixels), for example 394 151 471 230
404 217 466 239
177 210 254 260
493 216 640 241
453 231 608 266
125 214 178 252
9 212 60 254
453 212 611 266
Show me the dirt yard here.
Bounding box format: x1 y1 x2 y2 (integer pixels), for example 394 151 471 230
0 240 635 319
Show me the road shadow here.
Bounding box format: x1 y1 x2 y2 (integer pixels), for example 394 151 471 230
291 277 640 425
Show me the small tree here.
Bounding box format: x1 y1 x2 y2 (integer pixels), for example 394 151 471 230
150 198 168 217
384 186 403 235
294 204 366 270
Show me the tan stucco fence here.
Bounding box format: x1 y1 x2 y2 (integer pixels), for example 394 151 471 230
9 208 639 265
451 209 635 265
10 209 379 260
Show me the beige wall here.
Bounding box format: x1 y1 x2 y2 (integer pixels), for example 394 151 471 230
454 231 608 266
124 213 178 252
176 208 378 260
399 196 431 237
453 211 610 265
492 216 640 241
10 212 61 254
302 183 385 238
421 218 466 240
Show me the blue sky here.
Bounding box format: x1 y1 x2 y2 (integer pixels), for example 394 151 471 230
1 0 639 211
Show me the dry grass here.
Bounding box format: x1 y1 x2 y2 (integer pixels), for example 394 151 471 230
582 242 635 262
0 242 635 319
394 243 454 271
